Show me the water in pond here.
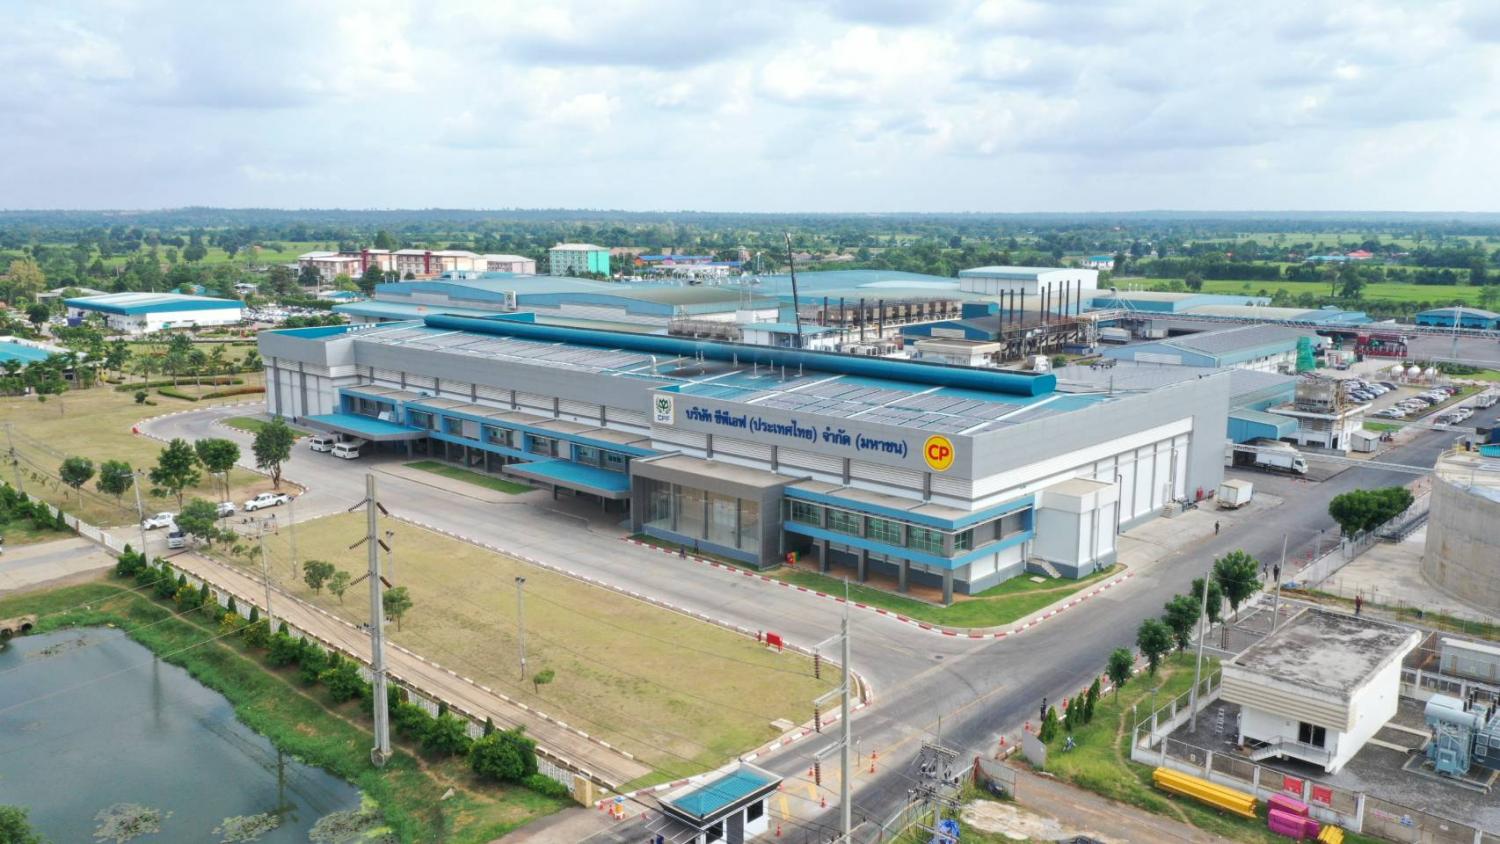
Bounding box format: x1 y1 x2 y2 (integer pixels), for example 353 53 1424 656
0 627 363 842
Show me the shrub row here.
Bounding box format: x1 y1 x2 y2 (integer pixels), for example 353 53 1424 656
114 377 242 392
201 385 266 400
109 546 563 797
0 482 71 533
157 387 199 402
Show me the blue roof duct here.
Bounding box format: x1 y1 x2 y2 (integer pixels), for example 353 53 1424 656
422 313 1056 397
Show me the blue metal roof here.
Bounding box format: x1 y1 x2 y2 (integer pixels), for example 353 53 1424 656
664 767 779 821
505 460 630 496
740 322 838 335
65 292 242 316
334 300 504 320
304 413 425 441
0 341 54 364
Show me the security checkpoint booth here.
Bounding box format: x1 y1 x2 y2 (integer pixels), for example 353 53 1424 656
645 764 781 843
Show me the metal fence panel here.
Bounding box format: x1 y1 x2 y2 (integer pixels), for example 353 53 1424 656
1208 752 1256 787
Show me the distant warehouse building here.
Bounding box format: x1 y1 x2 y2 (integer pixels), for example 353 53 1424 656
1415 307 1500 330
65 292 243 335
548 243 610 277
260 314 1228 603
1100 324 1318 373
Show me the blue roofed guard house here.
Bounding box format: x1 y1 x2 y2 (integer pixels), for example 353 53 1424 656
647 764 780 843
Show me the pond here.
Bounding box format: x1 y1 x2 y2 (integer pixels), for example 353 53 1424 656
0 627 363 842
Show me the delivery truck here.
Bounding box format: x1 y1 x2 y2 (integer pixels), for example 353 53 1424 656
1249 440 1309 475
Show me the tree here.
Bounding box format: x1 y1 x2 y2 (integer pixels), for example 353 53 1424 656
1213 550 1261 621
58 455 95 501
423 713 474 756
303 560 336 594
1183 270 1204 292
383 586 413 630
194 437 240 502
1162 594 1201 652
26 303 50 328
0 804 45 844
149 437 201 507
252 419 294 489
4 258 46 302
1328 486 1414 535
1136 618 1173 676
175 498 220 547
328 570 352 603
358 264 385 295
469 728 538 783
94 461 132 500
532 668 555 694
1191 576 1224 625
374 230 397 250
1105 649 1133 700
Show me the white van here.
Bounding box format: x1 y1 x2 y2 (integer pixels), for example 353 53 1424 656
309 434 337 453
332 439 365 460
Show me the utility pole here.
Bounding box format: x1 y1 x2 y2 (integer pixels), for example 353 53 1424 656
515 576 527 681
258 524 275 633
812 581 854 840
1274 533 1287 632
1188 556 1212 733
287 494 299 580
909 734 960 839
356 474 392 767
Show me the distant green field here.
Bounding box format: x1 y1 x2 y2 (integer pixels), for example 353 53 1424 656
1139 277 1494 306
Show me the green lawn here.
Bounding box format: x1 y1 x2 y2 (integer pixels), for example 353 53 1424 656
223 416 314 438
404 460 532 494
215 513 833 779
0 583 566 843
1363 421 1401 433
773 564 1123 629
1453 369 1500 383
1187 278 1497 307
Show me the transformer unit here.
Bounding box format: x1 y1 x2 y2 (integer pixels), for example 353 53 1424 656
1424 693 1500 777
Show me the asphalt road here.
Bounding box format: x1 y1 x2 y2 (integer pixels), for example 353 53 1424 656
140 403 1500 839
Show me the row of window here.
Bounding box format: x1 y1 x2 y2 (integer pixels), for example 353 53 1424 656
787 499 1007 556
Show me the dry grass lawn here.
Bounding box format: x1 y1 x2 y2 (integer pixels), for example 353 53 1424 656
0 378 286 527
220 512 834 779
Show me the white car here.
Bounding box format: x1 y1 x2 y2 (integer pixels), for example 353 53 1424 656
308 435 337 453
142 512 176 530
216 501 237 517
243 492 291 512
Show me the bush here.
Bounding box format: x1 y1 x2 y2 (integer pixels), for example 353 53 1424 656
421 713 473 757
266 632 302 667
242 618 271 649
157 387 199 402
524 773 571 799
298 647 329 686
115 377 241 392
393 701 434 740
321 659 366 703
201 385 266 400
469 728 538 784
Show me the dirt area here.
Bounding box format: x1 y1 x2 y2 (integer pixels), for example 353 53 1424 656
962 799 1091 842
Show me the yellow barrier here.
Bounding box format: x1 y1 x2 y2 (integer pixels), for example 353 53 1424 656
1152 767 1257 819
1317 825 1344 844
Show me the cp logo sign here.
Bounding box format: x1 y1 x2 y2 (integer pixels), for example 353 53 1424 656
923 435 956 472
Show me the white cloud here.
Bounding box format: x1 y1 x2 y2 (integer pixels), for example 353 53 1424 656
0 0 1498 211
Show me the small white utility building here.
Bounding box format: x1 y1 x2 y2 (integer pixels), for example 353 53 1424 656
957 265 1099 313
65 292 244 334
1222 608 1420 774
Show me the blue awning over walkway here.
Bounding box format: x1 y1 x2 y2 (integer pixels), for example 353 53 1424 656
504 460 631 499
304 413 427 442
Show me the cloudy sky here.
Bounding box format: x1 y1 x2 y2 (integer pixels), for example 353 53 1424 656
3 0 1497 212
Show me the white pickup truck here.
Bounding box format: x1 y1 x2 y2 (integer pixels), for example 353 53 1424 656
243 492 291 512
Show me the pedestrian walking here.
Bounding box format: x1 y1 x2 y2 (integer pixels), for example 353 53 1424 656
1214 520 1220 535
1354 594 1363 616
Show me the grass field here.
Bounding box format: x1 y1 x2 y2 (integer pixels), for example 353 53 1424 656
220 513 833 780
223 415 314 438
404 460 532 494
0 582 565 843
772 565 1123 628
0 382 286 527
1147 277 1498 307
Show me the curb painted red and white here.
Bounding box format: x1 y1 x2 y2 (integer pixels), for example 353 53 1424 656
623 536 1134 641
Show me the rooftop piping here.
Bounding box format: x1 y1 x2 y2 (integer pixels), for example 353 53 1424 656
422 313 1056 396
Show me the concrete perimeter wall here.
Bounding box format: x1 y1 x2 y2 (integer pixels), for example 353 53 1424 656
1423 474 1500 615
